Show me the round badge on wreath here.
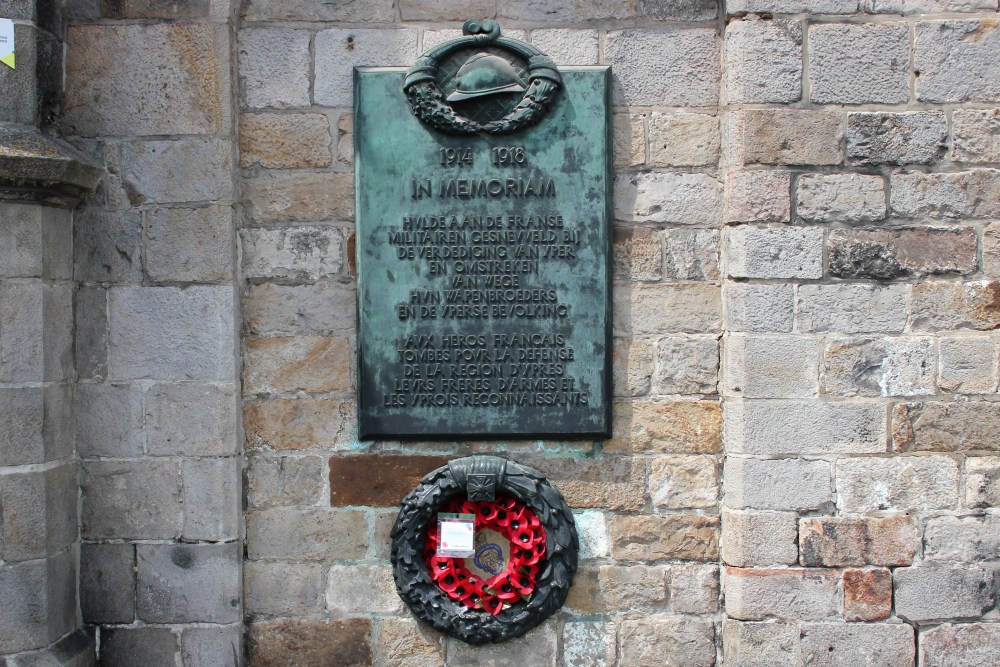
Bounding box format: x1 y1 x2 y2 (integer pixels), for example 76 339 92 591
390 456 579 644
402 19 562 135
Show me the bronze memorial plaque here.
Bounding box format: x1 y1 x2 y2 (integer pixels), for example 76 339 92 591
355 20 611 439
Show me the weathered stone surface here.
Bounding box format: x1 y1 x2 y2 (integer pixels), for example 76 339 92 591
575 510 609 560
619 619 715 667
724 400 885 455
181 625 243 667
613 227 661 281
639 0 718 20
654 335 719 395
614 172 723 225
524 456 646 512
122 138 233 205
99 627 178 667
953 108 1000 163
796 174 886 223
238 28 311 109
244 397 357 451
0 468 70 562
723 334 819 398
146 383 239 457
725 171 791 224
74 382 143 458
847 111 949 165
329 454 449 507
0 386 72 467
246 508 366 560
64 23 229 136
925 516 1000 562
724 457 833 510
723 620 800 667
613 337 654 397
798 284 908 334
374 618 444 667
449 624 557 667
609 514 719 561
565 567 602 615
725 567 840 621
916 20 1000 103
727 110 843 166
724 284 794 333
81 460 182 540
830 227 977 280
0 283 72 383
890 169 1000 219
966 456 1000 509
837 456 959 512
843 568 892 622
863 0 998 12
563 621 616 667
137 543 240 623
648 112 720 166
81 543 135 624
597 564 669 613
799 623 915 667
97 0 221 18
727 226 823 279
144 205 234 283
663 229 720 281
613 284 722 335
607 400 722 454
893 402 1000 452
247 455 325 508
248 619 372 667
613 113 645 167
244 172 354 223
650 455 718 510
920 623 1000 667
810 22 909 104
241 227 342 281
76 287 108 380
244 282 355 336
531 29 600 65
605 29 720 106
895 564 997 622
315 29 419 107
327 564 404 615
824 337 936 397
728 0 858 11
910 281 1000 332
244 0 394 21
243 336 352 395
725 20 802 104
984 222 1000 278
721 508 799 567
0 203 71 280
671 563 720 614
181 458 239 541
74 209 142 283
799 516 917 566
245 561 323 616
240 113 332 169
109 286 235 382
498 0 632 20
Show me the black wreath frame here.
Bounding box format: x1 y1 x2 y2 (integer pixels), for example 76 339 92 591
402 19 562 136
390 455 579 645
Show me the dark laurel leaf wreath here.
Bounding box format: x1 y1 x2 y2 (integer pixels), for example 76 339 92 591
390 459 579 644
405 78 560 136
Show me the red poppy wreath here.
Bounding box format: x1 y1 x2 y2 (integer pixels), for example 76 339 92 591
425 496 546 615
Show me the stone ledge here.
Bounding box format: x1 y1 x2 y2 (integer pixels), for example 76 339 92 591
0 630 95 667
0 128 102 207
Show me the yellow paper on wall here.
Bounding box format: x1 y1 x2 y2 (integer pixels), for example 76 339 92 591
0 19 13 70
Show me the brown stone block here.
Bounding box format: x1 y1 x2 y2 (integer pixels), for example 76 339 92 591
375 618 445 667
598 564 668 613
246 508 366 560
609 514 719 561
725 567 840 621
564 566 603 614
329 454 449 507
101 0 209 18
248 618 372 667
245 397 356 451
799 516 917 567
830 227 977 280
519 456 646 512
607 400 722 454
613 227 662 282
911 281 1000 332
243 336 352 395
244 172 354 223
240 113 332 169
893 402 1000 453
843 568 892 622
731 109 843 167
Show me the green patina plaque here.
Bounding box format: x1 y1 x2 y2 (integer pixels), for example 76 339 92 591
355 22 611 440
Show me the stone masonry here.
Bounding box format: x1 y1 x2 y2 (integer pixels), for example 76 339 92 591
0 0 997 665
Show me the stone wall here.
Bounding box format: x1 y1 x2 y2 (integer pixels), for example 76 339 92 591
9 0 994 664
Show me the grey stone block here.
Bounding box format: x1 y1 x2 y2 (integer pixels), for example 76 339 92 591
605 29 720 107
240 227 343 281
920 624 1000 667
0 203 71 280
925 516 1000 562
245 560 324 616
98 627 178 667
3 465 79 563
75 287 108 380
238 28 311 110
824 337 936 397
75 383 143 458
243 282 356 336
0 26 60 127
563 621 616 667
723 335 819 399
314 29 419 107
725 20 802 104
5 629 97 667
181 625 243 667
723 620 799 667
144 205 234 283
837 456 959 512
799 623 914 667
724 457 833 511
121 138 233 205
0 283 73 383
798 284 908 334
895 564 997 623
246 455 325 508
847 112 949 166
724 284 794 334
725 400 886 455
81 543 135 624
246 508 367 561
144 383 239 456
916 20 1000 103
81 460 182 540
73 209 142 284
727 226 823 280
639 0 717 20
614 172 723 225
810 22 909 104
0 550 76 655
108 286 236 382
181 458 240 541
136 542 241 624
0 385 72 467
